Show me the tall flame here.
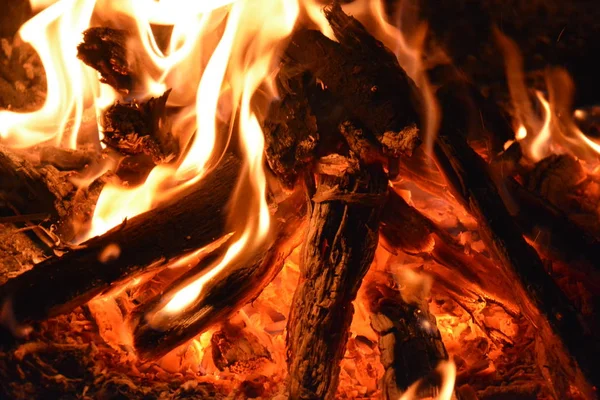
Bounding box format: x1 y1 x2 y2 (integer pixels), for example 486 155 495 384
0 0 109 148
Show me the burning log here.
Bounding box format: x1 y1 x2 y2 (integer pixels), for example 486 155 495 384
284 3 420 159
0 144 75 219
101 89 179 163
0 145 107 242
506 177 600 272
365 270 449 400
131 187 306 361
0 154 240 332
263 73 318 189
286 155 388 400
77 27 135 93
434 84 599 390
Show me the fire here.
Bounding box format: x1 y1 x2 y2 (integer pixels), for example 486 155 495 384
398 360 457 400
0 0 108 148
494 27 600 164
1 0 299 322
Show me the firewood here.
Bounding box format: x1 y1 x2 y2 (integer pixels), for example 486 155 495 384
131 187 306 361
262 73 318 189
77 27 135 93
101 90 179 163
364 270 448 400
0 154 240 333
506 177 600 272
283 4 420 159
434 84 599 390
37 146 99 171
0 145 75 219
286 155 387 400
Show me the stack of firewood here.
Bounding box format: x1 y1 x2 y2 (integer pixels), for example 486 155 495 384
0 3 599 399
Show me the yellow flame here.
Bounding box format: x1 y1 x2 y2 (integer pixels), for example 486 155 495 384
495 28 600 162
157 0 298 315
398 360 457 400
530 91 552 161
0 0 110 148
515 124 527 140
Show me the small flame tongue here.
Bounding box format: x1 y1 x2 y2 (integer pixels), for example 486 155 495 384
398 360 457 400
495 27 600 163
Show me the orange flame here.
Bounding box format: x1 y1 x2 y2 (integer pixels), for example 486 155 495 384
495 27 600 163
398 360 457 400
0 0 114 148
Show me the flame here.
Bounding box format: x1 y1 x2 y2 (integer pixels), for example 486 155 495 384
0 0 112 148
494 27 600 163
398 360 457 400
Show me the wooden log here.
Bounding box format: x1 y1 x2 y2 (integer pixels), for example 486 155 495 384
364 270 448 400
433 84 598 392
284 4 420 158
262 73 318 189
77 27 135 93
0 154 240 333
131 187 306 361
101 90 179 163
506 177 600 272
0 145 75 220
286 155 388 400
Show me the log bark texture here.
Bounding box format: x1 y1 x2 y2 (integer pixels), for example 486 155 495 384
0 154 240 332
131 188 306 361
286 156 387 400
434 84 598 393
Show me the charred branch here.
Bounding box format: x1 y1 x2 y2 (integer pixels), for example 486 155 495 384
434 84 599 391
0 154 241 332
0 145 75 219
286 155 387 400
131 189 306 361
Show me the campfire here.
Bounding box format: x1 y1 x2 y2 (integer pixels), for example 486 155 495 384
0 0 599 399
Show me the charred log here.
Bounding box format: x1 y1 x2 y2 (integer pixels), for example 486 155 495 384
365 270 448 400
262 73 318 189
131 188 306 361
77 27 135 93
286 155 387 400
284 4 420 159
506 177 600 272
0 154 240 332
434 84 598 391
380 188 518 313
0 145 75 219
101 90 179 163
